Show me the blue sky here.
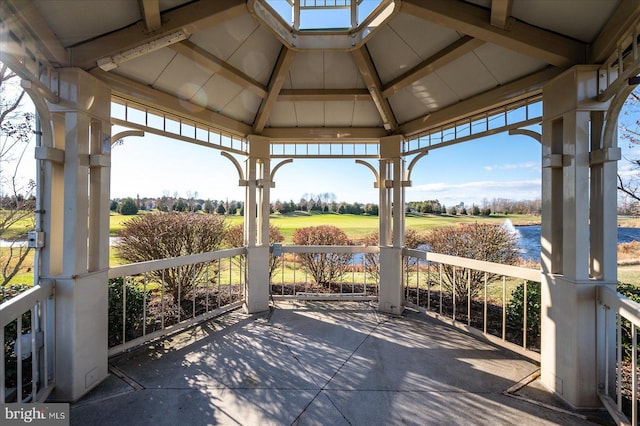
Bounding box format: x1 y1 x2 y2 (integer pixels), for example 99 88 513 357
108 125 542 207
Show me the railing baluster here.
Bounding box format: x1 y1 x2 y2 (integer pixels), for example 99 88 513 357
483 272 487 334
502 276 506 341
122 277 127 344
618 314 623 410
161 269 165 329
31 305 37 401
633 324 638 426
452 266 456 322
17 315 22 402
467 269 471 326
523 280 528 349
439 264 443 316
143 273 147 337
1 319 5 403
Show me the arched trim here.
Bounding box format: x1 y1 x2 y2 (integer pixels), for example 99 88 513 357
221 151 245 182
270 159 293 182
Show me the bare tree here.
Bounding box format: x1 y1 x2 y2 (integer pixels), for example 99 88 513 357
0 63 35 287
617 88 640 202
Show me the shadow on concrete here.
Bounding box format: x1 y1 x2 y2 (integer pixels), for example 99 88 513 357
70 301 612 425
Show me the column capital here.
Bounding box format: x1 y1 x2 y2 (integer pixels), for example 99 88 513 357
247 134 270 158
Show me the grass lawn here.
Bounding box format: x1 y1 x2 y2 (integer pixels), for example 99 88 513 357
4 211 640 288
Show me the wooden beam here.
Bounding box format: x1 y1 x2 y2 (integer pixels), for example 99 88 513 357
402 0 586 67
490 0 512 29
169 41 268 98
590 0 640 63
91 69 252 136
70 0 246 70
399 66 560 137
139 0 162 32
352 46 397 131
253 46 296 134
5 0 68 66
278 89 371 102
382 36 485 98
261 127 387 141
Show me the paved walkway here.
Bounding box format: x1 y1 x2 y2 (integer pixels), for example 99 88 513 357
71 301 612 425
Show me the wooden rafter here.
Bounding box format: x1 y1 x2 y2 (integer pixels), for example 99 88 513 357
382 36 485 98
139 0 162 32
402 0 586 67
352 46 397 132
278 89 370 102
69 0 246 70
253 46 296 134
490 0 512 29
170 41 268 99
5 0 67 66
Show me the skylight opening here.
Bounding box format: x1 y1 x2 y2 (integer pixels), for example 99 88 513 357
265 0 384 31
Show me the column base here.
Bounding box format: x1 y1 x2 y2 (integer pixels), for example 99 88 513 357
378 246 404 315
244 245 270 314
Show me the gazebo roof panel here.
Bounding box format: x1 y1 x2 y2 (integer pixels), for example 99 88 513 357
112 48 178 87
33 0 141 47
219 89 263 125
352 100 385 128
199 74 245 113
267 101 298 128
324 101 358 128
473 44 548 86
364 23 424 84
435 53 499 102
224 25 283 85
151 52 214 102
386 12 463 63
188 13 261 62
288 52 326 89
510 0 622 43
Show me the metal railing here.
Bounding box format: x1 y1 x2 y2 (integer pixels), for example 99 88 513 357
1 280 55 403
270 245 380 300
597 284 640 426
107 248 247 356
402 249 541 361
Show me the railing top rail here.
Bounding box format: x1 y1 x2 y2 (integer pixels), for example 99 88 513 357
403 248 541 282
0 280 54 328
281 245 380 254
598 284 640 327
108 247 247 279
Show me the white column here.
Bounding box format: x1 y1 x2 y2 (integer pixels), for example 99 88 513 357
244 135 270 313
40 69 111 401
378 135 404 315
540 66 616 408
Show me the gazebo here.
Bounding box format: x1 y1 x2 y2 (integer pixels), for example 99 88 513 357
1 0 640 420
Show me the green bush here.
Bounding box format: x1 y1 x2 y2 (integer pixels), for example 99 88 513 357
506 281 541 345
118 198 138 215
108 277 150 346
616 283 640 359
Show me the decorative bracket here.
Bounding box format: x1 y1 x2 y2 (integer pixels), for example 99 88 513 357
221 151 246 182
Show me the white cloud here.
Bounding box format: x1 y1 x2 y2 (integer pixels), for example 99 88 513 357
483 162 538 172
407 179 541 205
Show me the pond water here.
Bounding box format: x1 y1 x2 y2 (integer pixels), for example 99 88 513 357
515 225 640 263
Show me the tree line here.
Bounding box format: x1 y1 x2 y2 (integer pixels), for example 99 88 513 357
112 193 542 217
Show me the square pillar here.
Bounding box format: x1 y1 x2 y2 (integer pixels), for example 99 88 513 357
540 66 615 408
244 135 271 313
42 69 111 401
378 135 405 315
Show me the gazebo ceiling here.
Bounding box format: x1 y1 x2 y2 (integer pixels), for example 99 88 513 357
4 0 635 141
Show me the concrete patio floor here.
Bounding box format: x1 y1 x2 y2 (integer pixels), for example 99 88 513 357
70 301 613 425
